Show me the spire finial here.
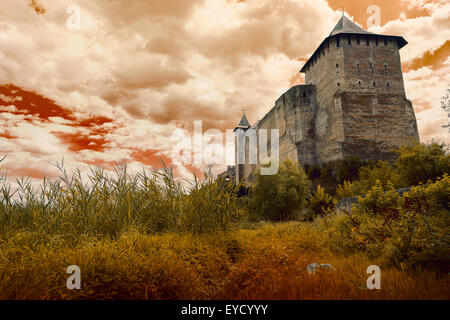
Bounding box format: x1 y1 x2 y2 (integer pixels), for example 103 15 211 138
341 8 345 16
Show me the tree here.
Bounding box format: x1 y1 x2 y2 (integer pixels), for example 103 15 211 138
251 159 310 221
307 185 337 219
394 141 450 187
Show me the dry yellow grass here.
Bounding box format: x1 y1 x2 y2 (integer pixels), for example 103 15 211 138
0 222 448 300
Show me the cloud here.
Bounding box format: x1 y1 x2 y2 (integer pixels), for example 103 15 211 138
0 0 448 182
114 56 192 90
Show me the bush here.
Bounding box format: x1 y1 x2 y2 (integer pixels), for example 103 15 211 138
250 159 310 221
336 161 400 199
394 141 450 187
307 185 337 219
329 176 450 269
305 156 367 194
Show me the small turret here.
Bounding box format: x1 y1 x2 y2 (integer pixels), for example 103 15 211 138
234 112 250 132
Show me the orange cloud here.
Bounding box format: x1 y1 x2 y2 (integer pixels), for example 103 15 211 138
0 84 75 122
403 40 450 72
326 0 430 28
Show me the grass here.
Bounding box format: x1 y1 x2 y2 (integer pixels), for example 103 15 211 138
0 159 448 300
0 222 448 299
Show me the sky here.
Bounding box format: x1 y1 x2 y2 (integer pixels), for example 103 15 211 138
0 0 449 181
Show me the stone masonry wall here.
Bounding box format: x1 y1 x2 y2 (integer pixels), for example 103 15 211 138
238 85 316 184
235 33 419 184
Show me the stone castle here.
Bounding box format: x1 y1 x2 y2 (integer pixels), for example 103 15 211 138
219 15 419 185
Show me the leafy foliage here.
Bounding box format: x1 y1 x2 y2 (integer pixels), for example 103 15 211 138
329 175 450 269
307 185 337 219
305 156 368 194
394 141 450 187
250 159 310 221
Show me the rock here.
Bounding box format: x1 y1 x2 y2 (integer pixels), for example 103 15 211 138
306 263 320 274
306 263 336 274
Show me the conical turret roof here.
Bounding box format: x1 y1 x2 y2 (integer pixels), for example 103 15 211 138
329 15 373 36
234 113 250 131
300 15 407 73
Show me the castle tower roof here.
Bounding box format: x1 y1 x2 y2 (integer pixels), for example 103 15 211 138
300 15 407 73
234 112 250 131
329 15 373 36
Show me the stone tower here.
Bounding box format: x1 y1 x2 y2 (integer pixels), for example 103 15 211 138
234 113 251 184
300 15 419 164
221 15 419 185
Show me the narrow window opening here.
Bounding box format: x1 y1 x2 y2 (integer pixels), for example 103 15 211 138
384 37 388 45
366 36 369 46
357 35 360 44
372 81 376 87
336 35 340 47
348 35 351 45
358 80 362 86
375 37 378 46
336 63 339 68
303 92 306 98
386 82 390 87
337 82 340 87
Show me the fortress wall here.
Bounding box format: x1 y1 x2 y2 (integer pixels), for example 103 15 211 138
238 85 316 184
341 35 405 95
306 36 346 163
336 35 419 161
339 92 419 161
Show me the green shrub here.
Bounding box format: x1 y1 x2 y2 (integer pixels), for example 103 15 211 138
307 185 337 219
335 180 360 200
250 159 310 221
336 161 400 199
394 141 450 187
329 175 450 269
